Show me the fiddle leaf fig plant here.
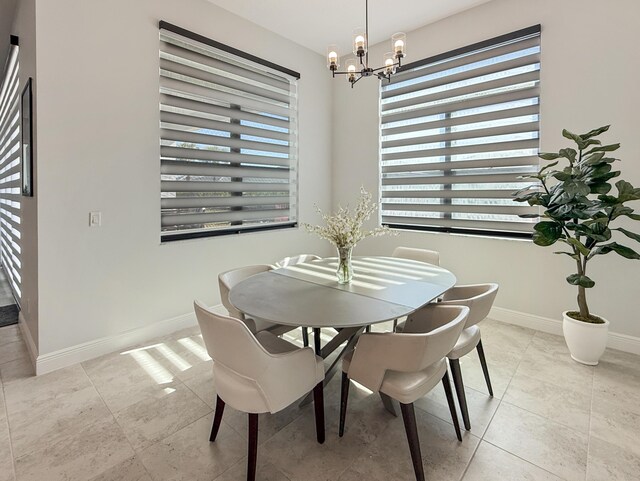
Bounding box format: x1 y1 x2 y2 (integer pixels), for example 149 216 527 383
514 125 640 323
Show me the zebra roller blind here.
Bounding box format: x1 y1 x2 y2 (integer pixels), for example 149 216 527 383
159 22 299 241
380 25 541 237
0 38 21 301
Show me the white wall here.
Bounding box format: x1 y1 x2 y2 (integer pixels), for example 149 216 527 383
332 0 640 338
32 0 333 355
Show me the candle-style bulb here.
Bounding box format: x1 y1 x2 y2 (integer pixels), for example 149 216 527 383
391 32 407 59
327 45 340 71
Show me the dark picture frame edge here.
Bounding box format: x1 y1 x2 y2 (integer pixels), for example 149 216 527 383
21 77 33 197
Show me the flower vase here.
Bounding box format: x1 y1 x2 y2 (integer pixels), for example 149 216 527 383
336 246 354 284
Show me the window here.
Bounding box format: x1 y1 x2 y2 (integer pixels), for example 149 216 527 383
0 36 22 302
159 22 299 242
380 25 541 238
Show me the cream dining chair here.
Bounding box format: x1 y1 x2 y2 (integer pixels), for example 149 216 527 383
392 246 440 266
218 264 294 336
401 283 499 431
339 304 469 481
194 301 325 481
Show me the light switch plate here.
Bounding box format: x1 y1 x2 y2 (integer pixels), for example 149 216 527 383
89 211 102 227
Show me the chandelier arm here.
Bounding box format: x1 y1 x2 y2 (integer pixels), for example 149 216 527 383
365 0 369 67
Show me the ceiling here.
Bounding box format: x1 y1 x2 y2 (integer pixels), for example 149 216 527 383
206 0 493 55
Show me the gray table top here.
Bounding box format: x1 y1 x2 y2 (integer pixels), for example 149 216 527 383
229 256 456 328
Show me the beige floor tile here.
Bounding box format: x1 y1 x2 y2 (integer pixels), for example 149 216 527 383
587 436 640 481
590 395 640 457
8 384 112 458
0 415 15 481
457 355 513 398
3 364 92 416
484 402 588 481
139 414 245 481
83 347 185 413
462 441 563 481
593 350 640 415
339 408 479 481
14 417 135 481
0 358 33 386
182 365 217 409
88 456 152 481
503 372 591 434
515 344 594 396
115 383 211 451
0 326 21 349
480 320 536 357
414 382 500 437
0 341 28 366
213 457 291 481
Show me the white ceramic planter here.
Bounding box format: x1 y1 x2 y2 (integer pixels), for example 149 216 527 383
562 311 609 365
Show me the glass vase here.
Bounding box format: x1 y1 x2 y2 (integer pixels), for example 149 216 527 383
336 246 354 284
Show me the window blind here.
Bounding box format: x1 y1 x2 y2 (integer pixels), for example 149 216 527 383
380 25 541 237
0 38 21 301
159 22 299 241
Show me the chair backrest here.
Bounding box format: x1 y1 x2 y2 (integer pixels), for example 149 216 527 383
440 283 499 328
218 264 272 319
274 254 321 268
348 305 468 393
392 246 440 266
194 300 278 412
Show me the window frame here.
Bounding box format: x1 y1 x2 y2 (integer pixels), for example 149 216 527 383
159 21 300 243
379 25 541 240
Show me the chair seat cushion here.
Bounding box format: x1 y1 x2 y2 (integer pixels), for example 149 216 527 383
256 331 299 354
448 325 481 360
342 351 447 404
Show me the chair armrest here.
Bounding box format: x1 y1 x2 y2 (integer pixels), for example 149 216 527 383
260 347 323 413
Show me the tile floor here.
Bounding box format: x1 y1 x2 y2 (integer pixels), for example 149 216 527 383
0 318 638 481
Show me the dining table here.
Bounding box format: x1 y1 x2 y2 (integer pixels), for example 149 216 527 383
229 255 457 414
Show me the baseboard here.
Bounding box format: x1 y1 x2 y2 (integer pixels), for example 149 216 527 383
490 306 640 355
34 308 205 375
18 312 38 369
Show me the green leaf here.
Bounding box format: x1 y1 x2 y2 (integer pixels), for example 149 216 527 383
566 237 590 256
538 152 561 160
589 182 612 195
562 129 582 144
583 152 605 165
532 221 564 246
554 251 580 260
616 180 640 202
615 228 640 243
553 171 573 181
566 274 595 288
559 148 577 163
564 181 590 197
585 143 621 155
591 242 640 259
518 213 540 219
580 125 610 139
539 160 559 174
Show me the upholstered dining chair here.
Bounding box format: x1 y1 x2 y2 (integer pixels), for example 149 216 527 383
389 246 441 332
339 304 469 481
218 264 294 336
401 283 499 431
194 301 325 481
274 253 322 268
392 246 440 266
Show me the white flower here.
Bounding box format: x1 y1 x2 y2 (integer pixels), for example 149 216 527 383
302 187 396 248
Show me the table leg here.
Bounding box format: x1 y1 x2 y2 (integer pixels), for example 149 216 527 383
313 328 322 356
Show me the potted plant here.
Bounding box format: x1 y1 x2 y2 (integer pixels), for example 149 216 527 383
515 125 640 365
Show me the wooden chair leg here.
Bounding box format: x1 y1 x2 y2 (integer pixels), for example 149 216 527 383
247 413 259 481
441 372 462 441
449 359 471 431
400 402 425 481
476 340 494 397
301 327 309 347
339 372 350 437
209 395 225 442
313 381 325 444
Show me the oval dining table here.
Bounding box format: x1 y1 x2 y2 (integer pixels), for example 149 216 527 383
229 255 457 414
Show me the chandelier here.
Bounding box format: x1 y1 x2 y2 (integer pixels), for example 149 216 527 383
326 0 406 87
